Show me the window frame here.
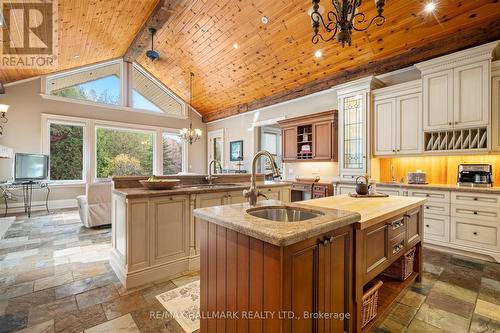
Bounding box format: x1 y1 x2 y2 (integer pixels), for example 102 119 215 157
41 116 88 184
94 124 157 180
42 59 187 119
42 114 188 185
161 130 188 176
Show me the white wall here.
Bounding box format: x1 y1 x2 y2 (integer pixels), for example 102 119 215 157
0 78 207 206
206 89 340 180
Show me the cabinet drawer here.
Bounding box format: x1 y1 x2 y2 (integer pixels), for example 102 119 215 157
451 204 500 222
377 187 401 196
291 183 313 191
389 232 406 260
423 214 450 242
451 218 499 250
386 216 406 239
423 201 450 216
452 192 500 208
409 189 450 203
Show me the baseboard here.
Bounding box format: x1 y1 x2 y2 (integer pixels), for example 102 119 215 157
109 251 200 289
424 240 500 263
3 199 77 215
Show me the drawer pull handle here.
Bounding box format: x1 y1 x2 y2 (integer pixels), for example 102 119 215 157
473 211 478 215
426 194 430 197
426 224 430 228
474 198 478 201
426 206 430 209
473 231 478 235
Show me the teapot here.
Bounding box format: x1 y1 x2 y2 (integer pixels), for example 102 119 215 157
355 175 371 195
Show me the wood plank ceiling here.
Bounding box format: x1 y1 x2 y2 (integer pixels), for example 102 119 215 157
1 0 500 122
135 0 500 122
0 0 158 84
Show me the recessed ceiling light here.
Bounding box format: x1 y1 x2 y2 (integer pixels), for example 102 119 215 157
261 16 269 24
74 55 80 59
424 2 436 13
233 42 239 49
314 50 322 58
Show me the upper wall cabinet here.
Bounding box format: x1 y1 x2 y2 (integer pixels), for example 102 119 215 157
416 42 498 132
492 61 500 151
373 80 422 156
278 110 338 162
336 77 384 179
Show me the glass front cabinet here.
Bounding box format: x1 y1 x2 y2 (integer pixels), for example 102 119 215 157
337 77 383 180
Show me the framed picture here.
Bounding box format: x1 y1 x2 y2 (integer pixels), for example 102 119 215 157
230 140 243 161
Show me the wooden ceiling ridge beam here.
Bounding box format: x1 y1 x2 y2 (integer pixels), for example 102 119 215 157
202 20 500 123
123 0 180 63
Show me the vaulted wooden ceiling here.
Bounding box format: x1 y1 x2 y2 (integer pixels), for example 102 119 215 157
1 0 500 122
0 0 158 84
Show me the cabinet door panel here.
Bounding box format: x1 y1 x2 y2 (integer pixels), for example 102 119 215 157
128 200 149 271
282 127 297 161
423 70 453 130
405 208 422 248
453 61 489 128
149 196 189 266
397 93 422 154
492 77 500 151
364 224 389 275
313 121 332 160
374 98 396 156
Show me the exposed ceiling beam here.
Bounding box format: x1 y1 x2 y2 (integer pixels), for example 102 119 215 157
202 20 500 123
123 0 178 63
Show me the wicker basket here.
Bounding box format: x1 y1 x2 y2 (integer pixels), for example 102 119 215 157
361 280 384 327
383 247 416 281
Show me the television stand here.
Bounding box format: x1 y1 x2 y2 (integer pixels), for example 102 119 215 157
1 181 51 218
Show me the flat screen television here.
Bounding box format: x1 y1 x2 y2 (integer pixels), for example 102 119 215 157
14 153 49 182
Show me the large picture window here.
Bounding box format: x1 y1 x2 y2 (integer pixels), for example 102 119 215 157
49 122 85 181
162 132 183 175
96 127 154 178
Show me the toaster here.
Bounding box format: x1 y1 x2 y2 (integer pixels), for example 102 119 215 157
407 171 427 184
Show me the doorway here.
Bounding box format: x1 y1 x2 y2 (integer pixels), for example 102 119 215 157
257 125 282 174
207 129 224 171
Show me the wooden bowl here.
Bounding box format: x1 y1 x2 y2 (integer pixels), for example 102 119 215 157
139 179 181 190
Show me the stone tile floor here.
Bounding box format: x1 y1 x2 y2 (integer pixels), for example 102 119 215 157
0 210 197 333
0 210 499 332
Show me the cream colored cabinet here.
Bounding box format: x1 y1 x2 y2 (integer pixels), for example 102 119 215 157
422 70 454 131
416 43 496 132
226 190 247 204
373 81 422 156
453 62 490 129
374 98 396 155
492 63 500 151
149 196 190 266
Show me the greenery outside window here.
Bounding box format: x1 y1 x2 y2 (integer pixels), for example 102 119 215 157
162 132 183 175
48 122 85 181
96 126 154 178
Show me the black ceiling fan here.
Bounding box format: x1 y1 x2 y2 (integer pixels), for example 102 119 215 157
146 27 160 61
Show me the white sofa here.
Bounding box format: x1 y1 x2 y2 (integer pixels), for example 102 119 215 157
77 182 112 228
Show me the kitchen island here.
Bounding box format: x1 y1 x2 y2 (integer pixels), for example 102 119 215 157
109 175 291 289
193 194 427 333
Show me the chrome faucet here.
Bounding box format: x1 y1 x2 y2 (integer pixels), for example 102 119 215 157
206 160 222 184
243 150 281 206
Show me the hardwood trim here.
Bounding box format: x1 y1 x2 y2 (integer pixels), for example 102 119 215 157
123 0 179 63
202 21 500 122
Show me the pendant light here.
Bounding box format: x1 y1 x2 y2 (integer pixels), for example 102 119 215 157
180 72 202 144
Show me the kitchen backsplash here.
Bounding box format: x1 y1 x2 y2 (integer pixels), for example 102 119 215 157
283 162 339 182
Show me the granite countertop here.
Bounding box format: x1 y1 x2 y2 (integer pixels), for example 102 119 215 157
193 200 361 247
113 181 291 199
334 180 500 194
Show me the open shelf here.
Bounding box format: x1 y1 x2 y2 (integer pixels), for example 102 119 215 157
362 272 419 333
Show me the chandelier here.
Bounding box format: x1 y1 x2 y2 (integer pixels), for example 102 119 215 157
310 0 387 47
180 72 202 145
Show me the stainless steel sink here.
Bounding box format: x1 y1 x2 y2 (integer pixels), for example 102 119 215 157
246 206 324 222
